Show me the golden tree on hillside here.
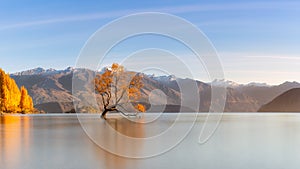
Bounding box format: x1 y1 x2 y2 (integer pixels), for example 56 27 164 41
94 63 145 119
0 69 7 112
0 68 34 113
20 86 34 113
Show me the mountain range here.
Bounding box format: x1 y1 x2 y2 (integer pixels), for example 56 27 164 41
10 67 300 113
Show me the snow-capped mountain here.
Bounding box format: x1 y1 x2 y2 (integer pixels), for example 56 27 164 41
12 67 74 76
12 67 50 76
97 66 111 74
210 79 272 88
151 75 177 82
210 79 240 88
245 82 271 87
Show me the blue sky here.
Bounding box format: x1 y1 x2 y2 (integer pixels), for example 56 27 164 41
1 0 300 84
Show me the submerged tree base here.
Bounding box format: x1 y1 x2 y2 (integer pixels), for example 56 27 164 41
101 107 118 120
101 108 141 120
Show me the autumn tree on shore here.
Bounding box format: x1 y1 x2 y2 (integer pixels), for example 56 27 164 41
0 68 34 113
20 86 34 113
94 63 145 119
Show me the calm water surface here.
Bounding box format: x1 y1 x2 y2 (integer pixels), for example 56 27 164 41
1 113 300 169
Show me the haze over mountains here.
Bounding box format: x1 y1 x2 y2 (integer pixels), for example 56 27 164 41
10 67 300 113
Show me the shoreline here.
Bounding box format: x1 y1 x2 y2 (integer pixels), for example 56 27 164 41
1 112 300 117
0 111 41 116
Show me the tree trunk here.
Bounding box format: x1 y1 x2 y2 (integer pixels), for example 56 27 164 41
101 109 109 119
101 106 117 119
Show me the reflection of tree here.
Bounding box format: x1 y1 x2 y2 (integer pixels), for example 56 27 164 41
107 117 145 138
1 116 31 168
102 117 145 168
94 63 145 119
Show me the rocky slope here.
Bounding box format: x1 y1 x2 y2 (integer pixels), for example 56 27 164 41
236 81 300 107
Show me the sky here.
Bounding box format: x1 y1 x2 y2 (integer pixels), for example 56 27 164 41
0 0 300 84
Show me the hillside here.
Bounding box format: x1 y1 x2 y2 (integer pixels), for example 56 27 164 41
259 88 300 112
236 81 300 107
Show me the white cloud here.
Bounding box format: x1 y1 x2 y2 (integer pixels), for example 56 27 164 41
219 52 300 60
242 55 300 61
1 1 299 30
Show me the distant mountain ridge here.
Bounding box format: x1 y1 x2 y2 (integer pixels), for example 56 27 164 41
12 67 74 76
10 67 300 113
211 79 271 88
235 81 300 108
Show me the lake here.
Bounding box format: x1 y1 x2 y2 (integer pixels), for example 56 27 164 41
1 113 300 169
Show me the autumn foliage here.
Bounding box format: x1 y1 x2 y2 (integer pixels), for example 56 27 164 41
0 68 34 113
94 63 145 118
135 103 146 112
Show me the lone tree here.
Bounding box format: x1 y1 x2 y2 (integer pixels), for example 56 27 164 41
94 63 145 119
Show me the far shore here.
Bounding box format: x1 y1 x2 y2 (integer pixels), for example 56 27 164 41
0 111 42 116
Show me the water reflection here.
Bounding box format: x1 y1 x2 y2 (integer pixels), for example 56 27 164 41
0 115 149 169
102 117 145 169
1 114 300 169
0 116 31 169
106 117 145 138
